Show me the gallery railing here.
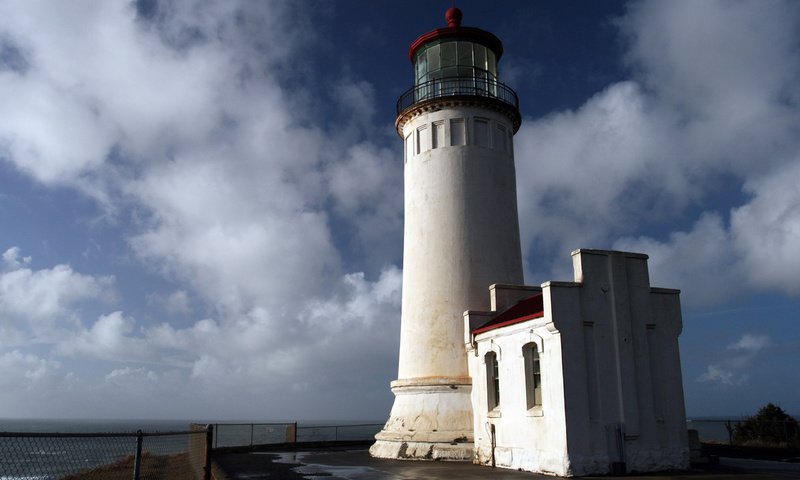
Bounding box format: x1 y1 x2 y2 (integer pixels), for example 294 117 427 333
397 76 519 116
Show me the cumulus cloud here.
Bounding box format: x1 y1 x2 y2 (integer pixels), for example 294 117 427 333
58 311 157 364
0 247 115 341
516 0 800 308
697 365 747 387
697 333 772 387
2 246 30 269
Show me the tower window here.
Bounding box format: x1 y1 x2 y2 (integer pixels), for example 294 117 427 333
432 121 445 149
523 343 542 409
486 351 500 410
416 125 429 154
450 118 465 146
474 118 490 147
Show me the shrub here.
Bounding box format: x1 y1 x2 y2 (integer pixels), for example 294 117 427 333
733 403 799 447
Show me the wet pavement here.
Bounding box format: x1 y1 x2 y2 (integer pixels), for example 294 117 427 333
213 446 800 479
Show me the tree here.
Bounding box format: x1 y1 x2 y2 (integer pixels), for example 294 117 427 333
733 403 799 447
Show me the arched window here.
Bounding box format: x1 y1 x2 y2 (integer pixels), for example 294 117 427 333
485 351 500 410
523 343 542 409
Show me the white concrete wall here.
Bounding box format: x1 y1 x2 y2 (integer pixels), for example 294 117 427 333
466 250 689 476
397 106 523 380
373 105 524 460
467 315 572 476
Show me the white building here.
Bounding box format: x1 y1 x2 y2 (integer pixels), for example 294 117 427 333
465 249 689 476
372 8 689 476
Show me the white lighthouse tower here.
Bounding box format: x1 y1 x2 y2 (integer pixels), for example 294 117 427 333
371 8 524 460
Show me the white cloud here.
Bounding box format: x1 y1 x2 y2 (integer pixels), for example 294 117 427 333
516 0 800 308
730 162 800 294
698 365 747 387
0 350 61 390
728 333 771 354
58 311 155 363
2 246 31 269
0 247 115 341
697 333 772 387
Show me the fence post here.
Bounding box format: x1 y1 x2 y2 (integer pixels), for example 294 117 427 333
250 424 254 448
204 424 213 480
133 430 143 480
335 425 338 441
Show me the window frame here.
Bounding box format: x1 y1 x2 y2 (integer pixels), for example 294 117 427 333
523 342 542 411
485 351 500 411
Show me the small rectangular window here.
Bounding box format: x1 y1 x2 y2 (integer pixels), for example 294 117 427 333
416 125 429 154
432 121 445 149
524 343 542 409
474 118 490 147
405 133 413 162
450 118 465 146
486 351 500 410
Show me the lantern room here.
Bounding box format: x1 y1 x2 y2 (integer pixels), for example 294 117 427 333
396 7 520 133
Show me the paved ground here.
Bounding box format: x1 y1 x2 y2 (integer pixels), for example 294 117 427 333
213 446 800 479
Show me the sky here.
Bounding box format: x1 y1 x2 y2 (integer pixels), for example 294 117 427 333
0 0 798 422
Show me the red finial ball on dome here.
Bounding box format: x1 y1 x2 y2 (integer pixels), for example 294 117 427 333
445 7 463 27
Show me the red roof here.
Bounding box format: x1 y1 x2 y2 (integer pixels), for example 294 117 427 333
471 294 544 335
408 8 503 62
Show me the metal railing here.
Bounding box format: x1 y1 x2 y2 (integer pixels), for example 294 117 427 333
397 76 519 116
0 426 212 480
212 422 383 449
297 423 383 442
212 422 296 449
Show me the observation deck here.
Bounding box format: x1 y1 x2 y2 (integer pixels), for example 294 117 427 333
395 76 521 134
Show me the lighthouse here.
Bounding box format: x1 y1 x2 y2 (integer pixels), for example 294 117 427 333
371 8 524 460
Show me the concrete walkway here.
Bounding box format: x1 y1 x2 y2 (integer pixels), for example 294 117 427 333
213 446 800 479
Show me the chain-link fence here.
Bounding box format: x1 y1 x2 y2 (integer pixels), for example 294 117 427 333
0 426 212 480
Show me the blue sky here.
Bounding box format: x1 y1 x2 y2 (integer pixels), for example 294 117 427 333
0 0 798 421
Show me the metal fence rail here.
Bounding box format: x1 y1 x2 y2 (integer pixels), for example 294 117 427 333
0 427 211 480
297 423 383 443
212 422 383 449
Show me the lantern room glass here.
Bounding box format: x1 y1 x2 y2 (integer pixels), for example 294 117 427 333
414 40 497 86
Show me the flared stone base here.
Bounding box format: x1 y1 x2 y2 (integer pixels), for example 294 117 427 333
370 377 474 461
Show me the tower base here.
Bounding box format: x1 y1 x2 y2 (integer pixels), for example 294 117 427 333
370 377 474 461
